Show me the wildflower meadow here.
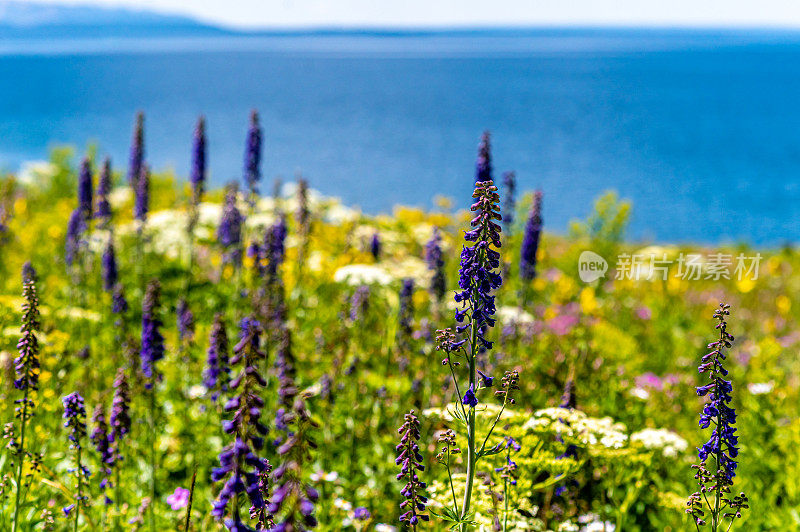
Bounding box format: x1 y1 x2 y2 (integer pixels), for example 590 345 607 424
0 113 796 531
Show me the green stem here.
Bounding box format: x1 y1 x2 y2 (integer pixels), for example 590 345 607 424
459 302 478 530
446 455 459 517
149 384 156 532
75 445 82 532
114 458 121 532
11 392 29 532
502 475 509 532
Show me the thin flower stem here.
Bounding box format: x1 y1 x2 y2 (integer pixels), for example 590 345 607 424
445 454 459 517
478 392 508 456
446 359 468 421
184 467 197 532
75 445 82 532
459 292 479 529
114 453 122 532
149 384 156 532
11 392 29 532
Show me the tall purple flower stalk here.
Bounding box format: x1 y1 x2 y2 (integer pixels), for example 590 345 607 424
397 278 415 353
128 112 145 187
95 158 112 222
140 279 164 388
520 190 542 281
62 392 89 531
370 232 381 261
243 110 262 198
176 298 195 343
90 404 113 504
141 279 163 531
455 180 502 350
109 367 131 517
268 395 319 531
425 227 446 303
112 284 128 315
265 215 287 278
135 164 150 223
102 238 118 292
687 304 749 530
218 185 243 267
204 313 231 402
452 179 502 526
274 328 297 432
269 329 319 531
396 410 428 528
475 131 492 183
501 171 516 234
350 285 370 322
211 317 270 530
11 263 41 532
78 157 94 221
191 115 207 204
65 208 86 267
109 368 131 460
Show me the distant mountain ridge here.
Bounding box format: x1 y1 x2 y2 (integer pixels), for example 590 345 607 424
0 0 234 38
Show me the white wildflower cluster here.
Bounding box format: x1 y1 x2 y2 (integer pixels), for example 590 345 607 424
747 381 774 395
524 408 628 449
333 264 394 286
333 257 431 287
497 305 535 325
576 513 616 532
630 428 688 458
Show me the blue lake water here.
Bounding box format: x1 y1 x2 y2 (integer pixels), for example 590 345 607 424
1 29 800 244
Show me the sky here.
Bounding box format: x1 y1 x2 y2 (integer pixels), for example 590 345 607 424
31 0 800 29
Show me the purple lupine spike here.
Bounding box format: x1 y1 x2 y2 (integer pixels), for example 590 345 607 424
396 410 428 526
268 395 318 531
295 178 310 236
370 232 381 261
211 317 270 529
520 190 542 281
111 284 128 315
102 238 118 293
176 298 195 343
218 184 243 266
22 261 37 283
265 215 287 278
475 131 492 183
62 392 89 520
128 112 144 187
396 278 414 351
134 164 150 223
109 368 131 459
454 180 502 351
140 279 164 388
269 328 318 531
15 263 41 393
349 285 370 322
424 227 446 302
78 157 93 221
274 327 297 431
95 158 112 221
687 304 749 527
243 110 262 197
204 313 230 402
502 171 516 233
65 208 86 267
90 404 113 503
559 377 575 410
63 392 87 445
190 116 206 204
